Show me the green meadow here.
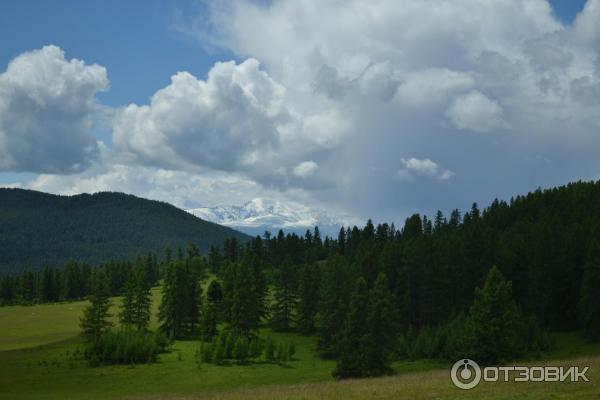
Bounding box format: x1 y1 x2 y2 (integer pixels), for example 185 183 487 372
0 288 598 400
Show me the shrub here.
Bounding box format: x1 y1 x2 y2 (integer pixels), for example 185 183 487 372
233 337 249 362
288 341 296 359
265 338 276 362
84 329 169 366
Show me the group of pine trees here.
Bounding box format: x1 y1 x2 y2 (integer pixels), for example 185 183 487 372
6 181 600 376
0 254 159 306
196 332 295 365
79 267 167 365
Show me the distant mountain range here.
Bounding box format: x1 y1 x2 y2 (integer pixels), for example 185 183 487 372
0 188 248 273
187 198 361 237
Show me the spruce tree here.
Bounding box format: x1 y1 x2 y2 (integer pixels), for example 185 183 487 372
224 257 263 337
158 261 200 338
270 258 297 331
80 273 113 341
200 280 222 340
133 270 152 330
363 273 396 376
119 275 136 327
333 278 369 378
316 255 352 357
465 266 524 363
158 263 182 338
297 263 320 334
581 238 600 341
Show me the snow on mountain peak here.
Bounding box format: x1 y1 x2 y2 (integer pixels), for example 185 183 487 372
187 198 359 236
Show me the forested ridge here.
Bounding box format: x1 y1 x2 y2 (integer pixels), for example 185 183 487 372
0 188 248 273
2 181 600 376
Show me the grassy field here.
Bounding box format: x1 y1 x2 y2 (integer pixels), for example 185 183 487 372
0 287 163 352
0 289 598 400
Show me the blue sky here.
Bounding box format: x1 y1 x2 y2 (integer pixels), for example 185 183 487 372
0 1 225 106
0 0 599 227
549 0 588 22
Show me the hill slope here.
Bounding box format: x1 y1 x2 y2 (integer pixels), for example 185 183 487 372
0 188 248 273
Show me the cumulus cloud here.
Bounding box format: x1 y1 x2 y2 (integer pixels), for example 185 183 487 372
293 161 318 178
113 59 285 173
396 158 454 181
445 90 506 133
0 45 108 173
6 150 336 220
181 0 600 221
7 1 600 226
112 58 344 189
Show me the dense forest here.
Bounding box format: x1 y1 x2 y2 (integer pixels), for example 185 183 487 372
2 181 600 376
0 188 248 273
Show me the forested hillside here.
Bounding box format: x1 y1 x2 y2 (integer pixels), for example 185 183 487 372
2 181 600 377
0 189 248 273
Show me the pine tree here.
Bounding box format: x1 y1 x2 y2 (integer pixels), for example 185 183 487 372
41 267 58 303
333 278 369 378
208 246 222 274
223 257 263 337
297 263 320 334
119 275 136 327
465 266 525 363
270 258 297 331
80 273 113 341
363 273 396 376
316 255 352 358
581 238 600 341
200 280 222 340
249 254 269 322
158 263 182 338
133 270 152 330
158 261 200 338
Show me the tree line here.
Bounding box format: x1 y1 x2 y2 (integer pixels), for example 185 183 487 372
6 180 600 377
0 253 160 306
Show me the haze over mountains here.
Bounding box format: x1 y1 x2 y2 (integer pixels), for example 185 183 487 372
187 198 361 236
0 188 248 273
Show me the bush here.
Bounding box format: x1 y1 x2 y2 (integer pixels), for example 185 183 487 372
195 333 294 366
84 329 169 366
249 338 264 358
288 341 296 359
233 337 249 362
265 338 276 362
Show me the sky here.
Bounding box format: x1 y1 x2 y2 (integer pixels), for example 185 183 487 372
0 0 598 227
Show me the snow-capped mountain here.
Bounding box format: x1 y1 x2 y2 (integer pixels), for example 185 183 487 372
188 198 361 237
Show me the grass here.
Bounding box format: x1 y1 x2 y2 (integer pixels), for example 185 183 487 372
0 287 163 352
0 290 598 400
147 356 600 400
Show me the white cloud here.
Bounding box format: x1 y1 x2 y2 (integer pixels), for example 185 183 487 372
8 152 343 222
113 59 285 173
445 90 506 133
397 157 454 181
112 58 344 189
0 45 108 173
6 1 600 225
293 161 318 178
120 0 600 220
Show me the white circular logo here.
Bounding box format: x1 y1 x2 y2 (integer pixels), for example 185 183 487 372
451 359 482 390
